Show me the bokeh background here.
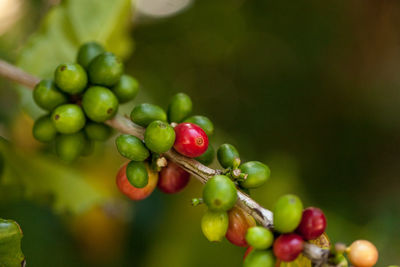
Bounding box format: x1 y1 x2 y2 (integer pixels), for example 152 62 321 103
0 0 399 266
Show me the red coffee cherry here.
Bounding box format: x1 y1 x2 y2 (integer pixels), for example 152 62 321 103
296 207 327 240
158 161 190 194
243 246 254 260
273 233 304 262
116 162 158 200
173 123 209 158
226 206 256 247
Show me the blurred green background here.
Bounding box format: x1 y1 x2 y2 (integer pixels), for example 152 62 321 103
0 0 399 266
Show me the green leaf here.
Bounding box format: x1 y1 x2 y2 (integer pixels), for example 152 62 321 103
16 0 133 118
0 219 25 267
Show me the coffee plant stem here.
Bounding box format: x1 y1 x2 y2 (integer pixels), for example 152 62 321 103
0 58 334 266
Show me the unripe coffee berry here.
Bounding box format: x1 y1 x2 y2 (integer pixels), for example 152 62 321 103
130 103 167 127
347 240 378 267
112 74 139 103
239 161 270 189
77 42 105 69
88 52 123 86
51 104 86 134
225 206 256 247
195 145 215 166
217 144 240 169
201 209 228 242
55 131 86 162
184 115 214 136
273 233 304 262
203 175 237 211
273 194 303 233
174 123 208 158
245 226 274 250
244 250 275 267
296 207 327 240
168 93 192 123
126 161 148 188
54 63 87 94
144 120 175 154
82 86 119 122
116 134 149 161
33 80 67 111
84 122 112 141
33 115 57 142
158 161 190 194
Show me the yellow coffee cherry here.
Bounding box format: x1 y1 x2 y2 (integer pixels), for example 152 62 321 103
348 240 378 267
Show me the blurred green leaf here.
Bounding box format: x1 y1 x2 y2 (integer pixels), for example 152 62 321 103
0 218 24 267
16 0 133 118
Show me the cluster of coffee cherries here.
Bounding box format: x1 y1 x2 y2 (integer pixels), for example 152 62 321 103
31 42 139 161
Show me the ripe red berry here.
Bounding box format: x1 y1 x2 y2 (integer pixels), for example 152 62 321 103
273 234 304 262
158 161 190 194
296 207 327 240
173 123 209 158
243 246 254 260
226 207 256 247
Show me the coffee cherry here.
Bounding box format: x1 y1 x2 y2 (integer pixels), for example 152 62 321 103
54 63 87 94
273 194 303 233
126 161 148 188
88 52 123 86
32 115 57 142
273 234 304 262
244 250 275 267
347 240 378 267
243 246 254 260
201 209 228 242
130 103 167 127
51 104 86 134
55 131 86 162
158 161 190 194
296 207 327 240
246 226 274 250
82 86 119 122
174 123 209 158
184 115 214 136
144 120 175 153
168 93 192 123
226 206 256 247
203 175 237 211
84 122 112 141
112 75 139 103
239 161 270 189
116 162 158 200
217 144 239 169
195 145 215 166
116 134 149 161
77 42 105 69
33 80 68 111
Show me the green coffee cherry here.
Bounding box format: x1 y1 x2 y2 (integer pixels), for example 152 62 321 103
32 115 57 142
144 120 175 153
51 104 86 134
244 250 275 267
201 210 228 242
217 144 240 168
82 86 119 122
116 134 149 161
168 93 192 123
84 122 112 141
245 226 274 250
76 42 105 69
195 144 214 165
112 75 139 103
126 161 148 188
130 103 167 127
55 131 86 162
33 80 67 111
273 194 303 233
54 63 87 94
203 175 237 211
184 115 214 136
239 161 270 189
88 52 123 86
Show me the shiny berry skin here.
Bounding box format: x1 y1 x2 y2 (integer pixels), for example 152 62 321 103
201 209 228 242
82 86 119 122
54 63 87 94
245 226 274 250
203 175 237 211
55 131 86 162
348 240 378 267
130 103 167 127
116 162 158 201
273 233 304 262
239 161 270 189
225 206 256 247
115 134 149 161
84 122 112 141
51 104 86 134
273 194 303 233
126 161 148 188
144 120 175 153
184 115 214 136
88 52 123 87
168 93 192 123
296 207 327 240
76 42 105 69
158 161 190 194
217 144 240 168
33 80 67 111
32 115 57 142
195 144 215 166
112 74 139 103
243 246 254 260
244 250 275 267
173 123 209 158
